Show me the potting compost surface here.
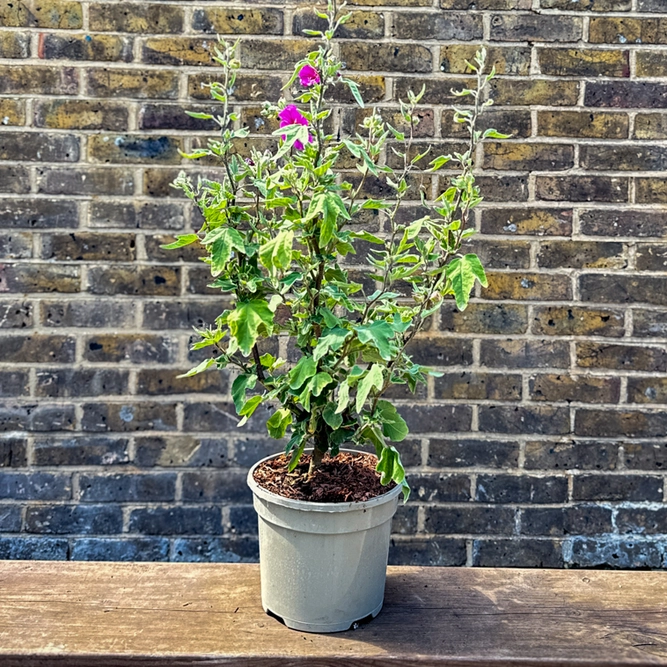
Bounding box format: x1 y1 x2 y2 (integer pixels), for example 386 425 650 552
253 451 395 502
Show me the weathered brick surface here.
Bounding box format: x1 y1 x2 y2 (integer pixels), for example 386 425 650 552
0 0 665 571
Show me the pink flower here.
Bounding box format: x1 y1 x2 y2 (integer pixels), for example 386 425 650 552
298 64 320 87
278 104 313 151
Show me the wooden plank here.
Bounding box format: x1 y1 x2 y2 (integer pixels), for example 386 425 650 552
0 561 666 666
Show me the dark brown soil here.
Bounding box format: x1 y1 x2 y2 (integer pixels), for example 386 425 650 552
252 451 395 503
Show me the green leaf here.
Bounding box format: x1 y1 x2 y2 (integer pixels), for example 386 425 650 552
355 321 398 362
448 254 487 311
356 364 384 412
239 394 262 417
237 394 263 426
359 423 385 458
318 193 349 248
351 231 385 244
273 122 310 158
464 253 488 287
376 445 410 501
186 111 214 120
161 234 199 250
206 227 245 277
483 129 512 139
427 155 452 172
320 197 337 248
266 408 293 439
348 365 365 380
304 193 326 222
322 403 343 430
208 278 235 292
287 440 306 472
227 300 274 355
375 400 408 442
342 138 361 158
259 230 294 274
310 372 333 397
288 356 317 390
313 326 350 363
231 373 257 413
342 77 365 108
321 308 341 329
280 271 302 289
361 199 391 210
335 382 350 414
177 357 216 378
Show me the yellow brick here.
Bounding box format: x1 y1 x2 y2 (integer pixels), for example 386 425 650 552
440 45 530 76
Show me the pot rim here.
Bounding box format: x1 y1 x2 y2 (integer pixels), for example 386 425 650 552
247 448 403 513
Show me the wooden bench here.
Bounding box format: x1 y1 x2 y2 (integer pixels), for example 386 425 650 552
1 561 666 666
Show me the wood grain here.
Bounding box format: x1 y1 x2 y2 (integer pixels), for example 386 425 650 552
0 562 666 666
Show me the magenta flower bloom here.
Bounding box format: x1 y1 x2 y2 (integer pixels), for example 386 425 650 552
298 64 320 87
278 104 313 151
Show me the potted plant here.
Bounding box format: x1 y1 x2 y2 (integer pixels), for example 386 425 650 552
164 1 507 633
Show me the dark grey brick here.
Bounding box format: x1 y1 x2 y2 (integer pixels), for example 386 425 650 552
171 536 258 563
0 404 75 433
71 538 169 562
33 436 130 466
0 537 68 560
35 368 129 398
0 437 28 467
0 301 32 328
230 438 283 468
142 300 227 330
0 131 79 162
129 507 221 535
565 537 667 569
0 370 29 397
181 471 251 504
389 538 466 566
79 473 176 502
0 506 22 532
623 442 667 471
480 339 570 369
0 199 78 229
479 406 571 436
524 441 619 471
41 299 135 328
617 507 667 535
521 505 613 536
476 474 568 504
0 334 75 363
25 505 122 534
134 436 228 468
90 201 186 230
398 405 472 434
393 12 482 40
573 474 663 502
183 402 269 434
473 538 563 568
428 439 519 469
81 402 178 432
0 472 71 500
228 506 257 535
425 506 516 535
410 473 471 503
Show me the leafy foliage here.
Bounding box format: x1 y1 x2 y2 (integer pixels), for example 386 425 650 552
164 3 508 502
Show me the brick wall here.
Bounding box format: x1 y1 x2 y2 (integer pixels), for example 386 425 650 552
1 0 666 568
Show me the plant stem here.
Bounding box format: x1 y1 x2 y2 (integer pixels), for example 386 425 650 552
308 444 326 477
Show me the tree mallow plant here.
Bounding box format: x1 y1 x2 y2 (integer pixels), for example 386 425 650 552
164 1 508 501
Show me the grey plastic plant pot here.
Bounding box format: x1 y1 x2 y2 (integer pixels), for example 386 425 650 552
247 449 403 633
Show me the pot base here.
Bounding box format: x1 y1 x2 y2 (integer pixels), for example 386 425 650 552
264 600 383 633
